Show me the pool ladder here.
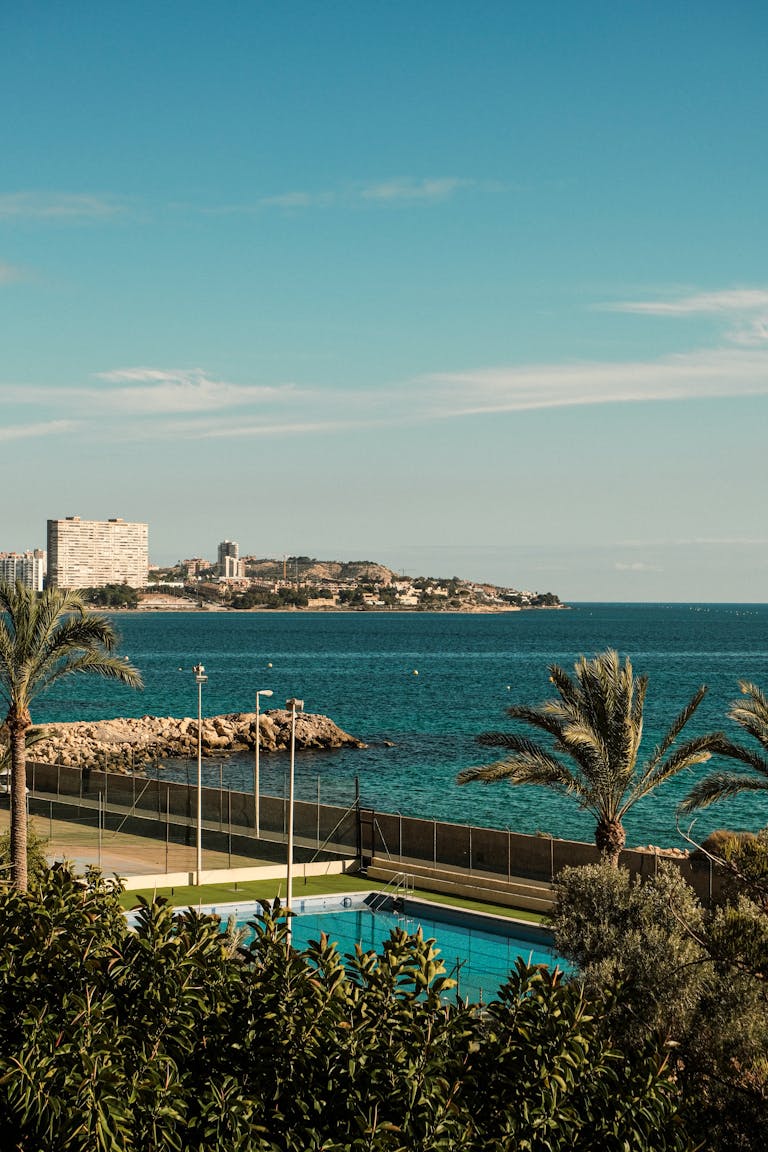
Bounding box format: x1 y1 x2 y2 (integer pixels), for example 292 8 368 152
368 872 415 924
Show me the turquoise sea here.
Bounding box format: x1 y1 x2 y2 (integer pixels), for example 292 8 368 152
35 604 768 849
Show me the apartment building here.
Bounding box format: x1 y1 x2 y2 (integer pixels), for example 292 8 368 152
218 539 245 579
46 517 149 588
0 549 46 591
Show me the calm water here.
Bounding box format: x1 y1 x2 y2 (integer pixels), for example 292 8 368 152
36 604 768 848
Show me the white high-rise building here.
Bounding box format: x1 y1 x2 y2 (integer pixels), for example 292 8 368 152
47 517 149 588
0 549 46 591
218 539 245 579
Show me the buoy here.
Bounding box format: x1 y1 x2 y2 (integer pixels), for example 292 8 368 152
267 662 273 668
413 670 419 676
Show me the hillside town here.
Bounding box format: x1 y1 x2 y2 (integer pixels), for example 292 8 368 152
1 520 563 611
147 553 563 612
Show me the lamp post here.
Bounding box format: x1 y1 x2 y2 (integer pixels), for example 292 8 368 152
193 663 207 885
285 697 303 939
254 688 273 837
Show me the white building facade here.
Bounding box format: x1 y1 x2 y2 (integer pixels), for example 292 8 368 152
46 517 149 588
0 550 46 591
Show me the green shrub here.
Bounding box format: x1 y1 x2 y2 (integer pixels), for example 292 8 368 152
0 868 689 1151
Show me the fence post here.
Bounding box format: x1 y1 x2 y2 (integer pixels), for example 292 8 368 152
316 776 321 849
468 825 472 874
550 836 554 882
398 812 402 862
507 828 511 884
433 820 437 870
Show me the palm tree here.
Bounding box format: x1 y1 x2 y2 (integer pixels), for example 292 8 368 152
0 582 142 891
458 649 720 866
679 680 768 815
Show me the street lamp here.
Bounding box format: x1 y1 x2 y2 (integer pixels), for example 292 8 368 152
193 663 207 885
285 697 303 938
254 688 273 837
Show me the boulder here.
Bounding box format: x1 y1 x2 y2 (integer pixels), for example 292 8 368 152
27 710 365 772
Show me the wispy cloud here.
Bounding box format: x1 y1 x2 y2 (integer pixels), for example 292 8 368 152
5 335 768 446
92 367 297 414
418 346 768 416
0 193 125 220
359 177 471 203
608 289 768 316
188 177 472 215
0 419 75 442
619 535 768 549
614 561 662 573
606 287 768 346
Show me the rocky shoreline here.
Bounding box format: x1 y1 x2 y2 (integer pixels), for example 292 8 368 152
31 711 366 773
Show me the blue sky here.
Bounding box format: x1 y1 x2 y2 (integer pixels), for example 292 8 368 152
2 2 767 600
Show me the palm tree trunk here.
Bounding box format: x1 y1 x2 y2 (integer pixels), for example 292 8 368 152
595 817 626 869
9 717 29 892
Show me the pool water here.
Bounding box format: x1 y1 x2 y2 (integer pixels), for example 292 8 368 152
229 897 565 1004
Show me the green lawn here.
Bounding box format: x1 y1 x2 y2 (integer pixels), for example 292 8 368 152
120 872 545 923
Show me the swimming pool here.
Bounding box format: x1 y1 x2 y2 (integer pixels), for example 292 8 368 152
206 893 566 1003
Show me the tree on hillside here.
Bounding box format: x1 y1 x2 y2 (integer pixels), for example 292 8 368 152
679 680 768 816
459 649 720 866
82 583 140 609
0 582 142 891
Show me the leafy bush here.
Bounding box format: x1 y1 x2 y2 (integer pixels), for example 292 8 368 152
551 861 768 1151
0 866 689 1151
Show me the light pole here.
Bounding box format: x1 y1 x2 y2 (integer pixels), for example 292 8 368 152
285 697 303 938
254 688 273 837
193 663 207 885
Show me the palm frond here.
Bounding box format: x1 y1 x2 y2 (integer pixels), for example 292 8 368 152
702 734 768 777
505 704 565 739
642 685 708 777
730 681 768 751
679 771 768 814
629 732 726 808
547 662 581 711
459 750 586 797
35 651 143 696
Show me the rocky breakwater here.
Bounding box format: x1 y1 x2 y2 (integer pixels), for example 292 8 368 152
31 711 366 773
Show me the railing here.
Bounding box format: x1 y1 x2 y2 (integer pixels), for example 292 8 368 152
367 871 415 914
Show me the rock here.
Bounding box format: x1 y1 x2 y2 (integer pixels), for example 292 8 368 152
26 710 365 772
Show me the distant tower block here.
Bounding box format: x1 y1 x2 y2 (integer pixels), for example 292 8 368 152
218 539 245 579
47 517 148 588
